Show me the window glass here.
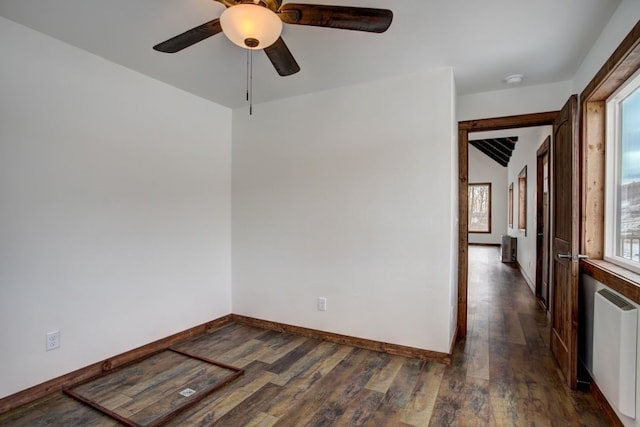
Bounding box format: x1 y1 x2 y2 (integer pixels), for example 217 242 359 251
617 87 640 263
469 183 491 233
606 71 640 273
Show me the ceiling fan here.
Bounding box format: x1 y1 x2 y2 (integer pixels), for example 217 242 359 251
153 0 393 77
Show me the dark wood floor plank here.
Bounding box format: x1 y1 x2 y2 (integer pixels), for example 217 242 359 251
503 308 527 345
264 344 354 418
271 348 371 426
266 337 320 374
384 358 425 410
507 343 556 426
304 349 389 426
254 335 308 365
518 311 547 349
172 323 266 358
270 340 341 386
365 358 427 426
428 339 468 426
210 382 283 426
244 411 279 426
460 377 490 425
400 361 446 425
465 335 490 381
364 354 403 394
7 393 117 427
333 387 385 426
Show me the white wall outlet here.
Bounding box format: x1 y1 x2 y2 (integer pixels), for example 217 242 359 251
317 297 327 312
46 330 60 351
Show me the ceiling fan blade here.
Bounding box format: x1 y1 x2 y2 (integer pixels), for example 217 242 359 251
264 37 301 76
153 19 222 53
278 4 392 33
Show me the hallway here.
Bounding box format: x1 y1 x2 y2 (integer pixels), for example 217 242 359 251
429 245 609 425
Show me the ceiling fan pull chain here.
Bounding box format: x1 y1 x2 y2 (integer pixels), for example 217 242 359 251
249 48 253 115
246 48 250 102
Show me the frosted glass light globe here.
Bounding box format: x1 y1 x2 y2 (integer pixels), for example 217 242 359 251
220 4 282 49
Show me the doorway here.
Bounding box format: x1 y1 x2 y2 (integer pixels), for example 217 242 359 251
457 112 558 339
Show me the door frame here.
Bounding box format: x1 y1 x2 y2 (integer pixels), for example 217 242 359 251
457 112 558 339
536 136 551 309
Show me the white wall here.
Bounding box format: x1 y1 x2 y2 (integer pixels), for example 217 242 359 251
457 80 572 122
573 2 640 426
232 68 458 353
572 0 640 95
448 85 459 347
468 146 508 245
506 127 551 292
0 18 232 398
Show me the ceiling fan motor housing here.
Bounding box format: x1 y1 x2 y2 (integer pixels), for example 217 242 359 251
244 38 260 48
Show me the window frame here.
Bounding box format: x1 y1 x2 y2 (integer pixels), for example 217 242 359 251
604 68 640 274
508 183 514 229
581 20 640 304
518 166 527 235
468 182 492 234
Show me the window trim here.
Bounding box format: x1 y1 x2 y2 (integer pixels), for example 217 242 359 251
581 20 640 298
518 166 527 235
508 182 514 229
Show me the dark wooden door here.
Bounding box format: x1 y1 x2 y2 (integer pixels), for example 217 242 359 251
550 95 579 389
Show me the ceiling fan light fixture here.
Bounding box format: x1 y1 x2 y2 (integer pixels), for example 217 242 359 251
220 4 283 50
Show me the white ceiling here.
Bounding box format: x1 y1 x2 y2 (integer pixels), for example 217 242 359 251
0 0 621 109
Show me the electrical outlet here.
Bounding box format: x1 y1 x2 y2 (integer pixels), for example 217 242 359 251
46 330 60 351
317 297 327 312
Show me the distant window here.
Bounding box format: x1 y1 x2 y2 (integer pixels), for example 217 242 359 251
469 183 491 233
605 69 640 273
518 166 527 234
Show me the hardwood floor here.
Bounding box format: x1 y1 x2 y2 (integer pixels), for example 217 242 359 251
0 246 610 426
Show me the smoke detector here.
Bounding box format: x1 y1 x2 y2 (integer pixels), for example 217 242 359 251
504 74 524 85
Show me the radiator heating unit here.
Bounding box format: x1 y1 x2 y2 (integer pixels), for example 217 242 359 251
593 288 638 419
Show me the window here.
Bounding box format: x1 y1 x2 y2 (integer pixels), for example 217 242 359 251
468 183 491 233
605 69 640 273
518 166 527 234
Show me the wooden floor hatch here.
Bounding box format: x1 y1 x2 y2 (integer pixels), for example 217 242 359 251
63 348 243 427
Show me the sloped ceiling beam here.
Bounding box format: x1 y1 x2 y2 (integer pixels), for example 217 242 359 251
468 136 518 167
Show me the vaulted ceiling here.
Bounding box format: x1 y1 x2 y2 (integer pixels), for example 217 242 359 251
0 0 621 108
